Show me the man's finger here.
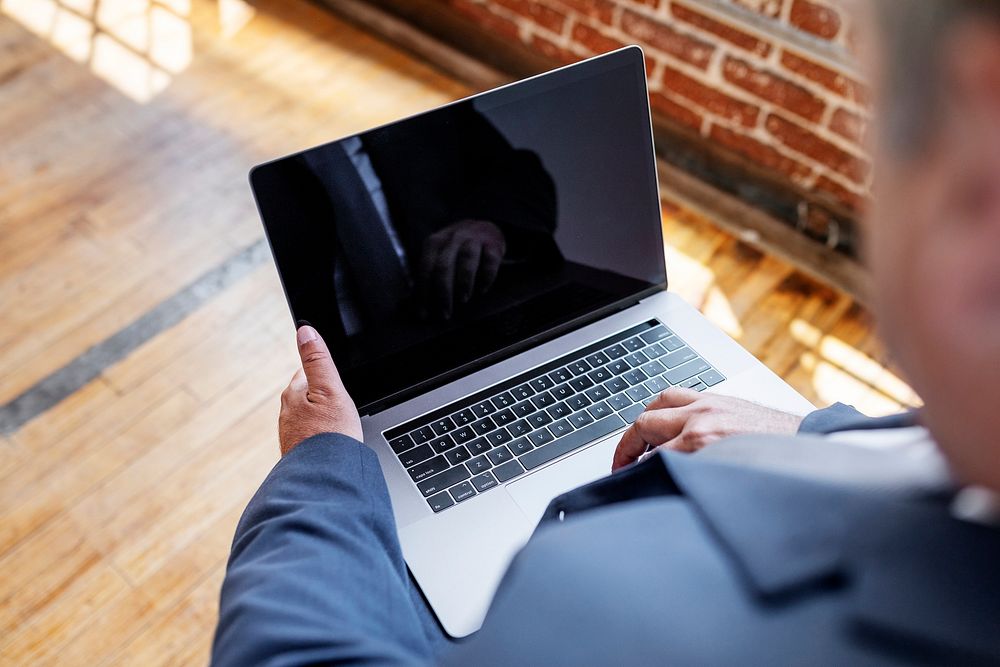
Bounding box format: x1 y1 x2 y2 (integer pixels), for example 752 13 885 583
476 245 503 294
643 387 701 411
296 325 343 400
433 236 463 318
611 408 690 471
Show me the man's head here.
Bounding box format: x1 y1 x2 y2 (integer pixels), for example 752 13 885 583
864 0 1000 488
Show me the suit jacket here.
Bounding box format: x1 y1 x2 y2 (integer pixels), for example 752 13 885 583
213 404 1000 666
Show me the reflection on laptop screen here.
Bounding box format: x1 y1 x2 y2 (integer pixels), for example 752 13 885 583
251 48 666 410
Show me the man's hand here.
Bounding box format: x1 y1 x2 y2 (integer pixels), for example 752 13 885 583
278 324 363 456
418 219 505 319
611 388 803 471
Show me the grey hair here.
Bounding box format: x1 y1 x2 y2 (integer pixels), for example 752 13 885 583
873 0 1000 158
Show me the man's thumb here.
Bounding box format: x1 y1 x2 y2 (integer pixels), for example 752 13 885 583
296 324 340 396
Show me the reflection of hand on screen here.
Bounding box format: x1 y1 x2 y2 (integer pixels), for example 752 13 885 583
418 219 506 319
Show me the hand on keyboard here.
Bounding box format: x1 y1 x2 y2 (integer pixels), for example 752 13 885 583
278 323 363 456
611 388 803 471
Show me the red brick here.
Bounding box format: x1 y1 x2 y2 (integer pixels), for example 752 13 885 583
530 33 580 64
449 0 521 41
780 50 869 105
570 21 625 54
829 107 865 144
650 92 704 132
554 0 615 25
621 9 714 69
722 56 825 122
732 0 784 19
709 123 813 182
493 0 568 33
765 113 869 183
789 0 842 40
661 64 759 128
671 3 772 57
813 175 869 212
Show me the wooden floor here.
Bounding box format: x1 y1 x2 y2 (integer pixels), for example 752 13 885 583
0 1 919 664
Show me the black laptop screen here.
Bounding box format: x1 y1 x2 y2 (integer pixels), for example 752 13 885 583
251 47 666 411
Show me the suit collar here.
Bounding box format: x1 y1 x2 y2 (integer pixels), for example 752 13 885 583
660 451 1000 661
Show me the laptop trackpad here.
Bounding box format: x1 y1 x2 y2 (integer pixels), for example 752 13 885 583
507 435 620 526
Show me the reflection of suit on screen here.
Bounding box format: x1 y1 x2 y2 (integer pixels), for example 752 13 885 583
254 105 558 344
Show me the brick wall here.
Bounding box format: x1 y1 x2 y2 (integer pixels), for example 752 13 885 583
446 0 870 213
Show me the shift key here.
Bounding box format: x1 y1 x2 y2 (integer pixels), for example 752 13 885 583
416 466 471 497
519 414 626 470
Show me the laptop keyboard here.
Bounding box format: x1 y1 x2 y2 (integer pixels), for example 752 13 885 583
382 320 725 513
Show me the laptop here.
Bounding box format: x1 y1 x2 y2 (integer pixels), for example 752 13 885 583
250 46 814 638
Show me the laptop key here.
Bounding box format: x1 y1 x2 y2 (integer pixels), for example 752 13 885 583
587 400 612 420
521 414 626 470
511 400 535 417
569 376 594 392
547 402 571 419
493 459 526 483
528 428 555 447
508 419 532 437
509 437 534 455
588 366 612 383
568 360 591 376
661 336 684 352
453 408 476 425
607 360 629 375
529 376 554 392
624 351 649 368
450 482 477 503
466 437 491 456
549 367 572 384
531 392 555 409
417 466 471 496
389 434 415 454
584 385 610 402
551 383 575 400
408 455 450 483
511 384 535 400
548 418 574 438
626 385 651 402
400 444 434 468
641 360 666 377
452 425 475 445
471 472 498 493
619 403 645 424
466 455 491 475
471 417 496 436
699 369 725 387
566 394 591 411
487 429 513 447
427 491 454 513
623 369 648 385
585 351 610 367
680 376 703 389
431 417 456 435
603 377 628 394
644 342 667 359
644 376 670 394
445 446 471 465
493 408 515 426
664 359 711 385
429 435 455 454
492 391 515 409
640 326 671 344
662 347 698 369
487 446 513 466
472 401 496 417
411 426 435 444
569 410 595 428
608 393 632 411
604 344 627 359
527 411 553 429
622 337 644 352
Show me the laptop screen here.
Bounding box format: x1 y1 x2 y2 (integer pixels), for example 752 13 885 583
251 47 666 411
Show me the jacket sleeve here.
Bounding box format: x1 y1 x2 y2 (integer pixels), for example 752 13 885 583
797 402 868 434
211 434 432 667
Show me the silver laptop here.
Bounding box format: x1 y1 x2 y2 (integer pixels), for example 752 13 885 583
250 46 813 638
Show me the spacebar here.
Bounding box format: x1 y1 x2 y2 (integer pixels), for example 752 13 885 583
519 414 627 470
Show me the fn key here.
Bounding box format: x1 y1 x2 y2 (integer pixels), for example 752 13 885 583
427 491 454 512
